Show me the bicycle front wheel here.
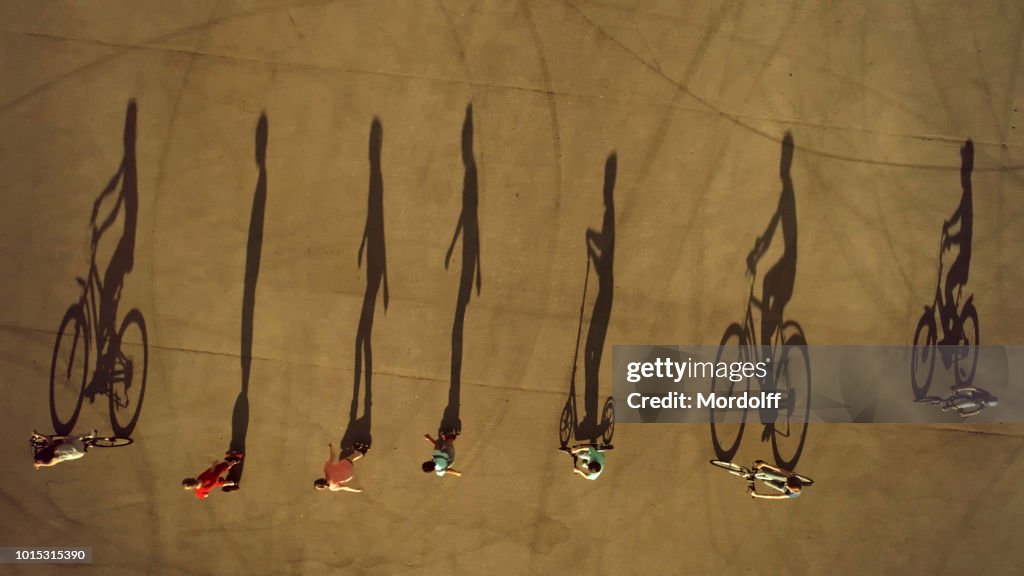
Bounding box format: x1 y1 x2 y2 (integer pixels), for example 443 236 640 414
558 398 573 447
90 436 134 448
709 460 752 478
109 309 148 437
954 303 979 387
600 396 615 445
50 305 90 436
771 333 811 471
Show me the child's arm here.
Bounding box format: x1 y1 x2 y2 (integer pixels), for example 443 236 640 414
750 490 791 500
747 482 790 500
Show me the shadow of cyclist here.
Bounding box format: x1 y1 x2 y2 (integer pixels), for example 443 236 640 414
938 140 973 344
340 118 388 457
440 104 481 437
577 153 617 442
85 101 139 401
746 132 798 434
225 113 268 489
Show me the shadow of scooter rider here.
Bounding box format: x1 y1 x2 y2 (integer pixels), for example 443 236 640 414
579 154 616 439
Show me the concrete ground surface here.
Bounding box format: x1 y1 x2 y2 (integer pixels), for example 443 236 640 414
1 1 1023 574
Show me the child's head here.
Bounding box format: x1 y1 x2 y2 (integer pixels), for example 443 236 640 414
422 461 436 473
587 461 602 474
313 479 329 491
785 476 803 492
182 478 200 490
33 446 57 468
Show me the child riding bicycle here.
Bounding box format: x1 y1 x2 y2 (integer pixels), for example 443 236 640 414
746 460 803 500
32 430 98 469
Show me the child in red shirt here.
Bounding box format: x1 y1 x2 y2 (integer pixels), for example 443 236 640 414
183 452 243 499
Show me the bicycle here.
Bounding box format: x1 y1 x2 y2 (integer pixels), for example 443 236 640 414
709 459 813 489
31 431 133 452
709 261 810 470
49 237 148 437
911 232 979 398
914 386 996 417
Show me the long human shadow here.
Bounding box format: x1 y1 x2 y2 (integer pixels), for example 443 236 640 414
756 132 809 468
709 132 809 471
340 118 388 456
756 131 798 377
93 101 139 364
100 101 147 438
942 140 974 324
578 153 617 442
440 104 481 435
757 132 809 470
910 139 978 396
226 113 268 488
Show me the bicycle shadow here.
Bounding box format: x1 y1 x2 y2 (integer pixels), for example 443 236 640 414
710 132 810 471
440 104 481 436
50 100 148 438
910 139 977 396
225 113 268 488
559 154 617 447
340 119 387 457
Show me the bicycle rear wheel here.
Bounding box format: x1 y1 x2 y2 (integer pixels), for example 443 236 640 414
90 436 133 448
109 309 148 437
709 325 750 462
50 305 90 436
709 459 752 478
